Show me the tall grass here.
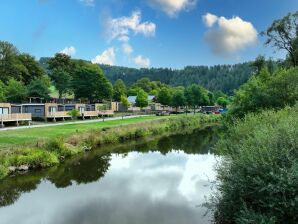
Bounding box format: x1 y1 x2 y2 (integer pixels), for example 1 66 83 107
209 104 298 223
0 114 220 180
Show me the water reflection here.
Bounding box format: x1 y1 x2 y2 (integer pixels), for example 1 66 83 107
0 126 221 224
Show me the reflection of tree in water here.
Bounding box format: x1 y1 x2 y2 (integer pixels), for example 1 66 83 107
0 126 220 208
47 153 111 188
0 172 44 207
0 153 111 207
157 126 221 155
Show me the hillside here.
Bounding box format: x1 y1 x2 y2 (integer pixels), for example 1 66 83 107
40 57 255 95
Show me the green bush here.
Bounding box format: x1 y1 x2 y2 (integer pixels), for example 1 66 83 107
0 164 8 179
210 105 298 223
7 149 59 167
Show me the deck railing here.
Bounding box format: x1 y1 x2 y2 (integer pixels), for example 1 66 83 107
47 111 71 118
0 113 32 122
82 111 99 117
98 110 114 115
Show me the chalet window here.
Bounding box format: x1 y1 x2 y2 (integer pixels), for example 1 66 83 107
35 109 42 113
0 107 9 114
79 107 85 113
49 107 57 113
0 107 9 115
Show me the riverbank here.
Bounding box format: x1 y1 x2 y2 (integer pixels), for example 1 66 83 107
209 105 298 223
0 114 221 180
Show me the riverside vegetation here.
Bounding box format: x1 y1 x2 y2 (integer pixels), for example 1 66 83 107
208 11 298 224
0 114 220 180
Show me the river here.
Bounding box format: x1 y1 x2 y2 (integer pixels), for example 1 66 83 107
0 126 221 224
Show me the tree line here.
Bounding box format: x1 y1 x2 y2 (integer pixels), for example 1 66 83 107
0 45 113 103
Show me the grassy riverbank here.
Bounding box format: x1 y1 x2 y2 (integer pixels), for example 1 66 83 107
0 116 162 149
0 114 220 180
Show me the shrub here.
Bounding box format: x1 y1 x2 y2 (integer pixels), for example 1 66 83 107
0 164 8 179
210 105 298 223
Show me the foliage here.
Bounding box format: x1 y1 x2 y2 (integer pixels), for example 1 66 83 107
263 11 298 67
100 63 255 95
50 68 72 99
5 79 27 103
184 84 210 110
72 61 113 101
228 67 298 118
135 89 148 108
120 95 130 110
171 88 186 108
157 87 172 106
113 79 127 101
216 97 229 108
27 77 51 99
210 105 298 223
0 80 6 102
48 53 73 99
67 109 80 119
0 41 46 84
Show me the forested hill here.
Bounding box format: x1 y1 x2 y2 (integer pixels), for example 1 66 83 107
100 63 254 95
40 57 254 95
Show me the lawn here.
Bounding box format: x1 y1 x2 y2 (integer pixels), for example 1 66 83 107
0 116 163 149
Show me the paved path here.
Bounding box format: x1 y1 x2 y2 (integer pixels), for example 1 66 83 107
0 115 150 132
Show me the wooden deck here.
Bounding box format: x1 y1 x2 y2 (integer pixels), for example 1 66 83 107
46 111 72 119
81 111 99 117
0 113 32 122
98 110 114 116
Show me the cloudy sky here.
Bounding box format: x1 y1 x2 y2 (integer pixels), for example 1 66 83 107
0 0 297 68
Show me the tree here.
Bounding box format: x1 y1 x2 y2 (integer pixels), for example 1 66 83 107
171 89 186 111
120 95 130 119
157 87 172 106
27 77 50 99
72 61 113 101
216 97 229 108
113 79 127 101
5 79 27 103
50 68 72 99
135 89 148 109
48 53 73 99
134 77 152 93
17 54 46 85
185 84 210 113
263 11 298 66
0 41 19 82
228 67 298 118
48 53 71 71
0 81 6 102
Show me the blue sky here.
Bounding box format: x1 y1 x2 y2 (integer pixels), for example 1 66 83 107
0 0 297 68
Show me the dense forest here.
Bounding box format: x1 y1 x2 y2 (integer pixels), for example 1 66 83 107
99 63 255 95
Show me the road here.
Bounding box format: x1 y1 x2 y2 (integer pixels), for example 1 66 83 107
0 115 150 132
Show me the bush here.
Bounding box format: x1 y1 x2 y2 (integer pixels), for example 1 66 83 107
210 105 298 223
0 164 8 179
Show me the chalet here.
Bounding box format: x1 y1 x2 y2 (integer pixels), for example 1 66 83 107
0 103 32 127
127 95 155 112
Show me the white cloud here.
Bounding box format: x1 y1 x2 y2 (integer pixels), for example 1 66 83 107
91 48 115 65
79 0 95 7
60 46 76 56
202 13 218 27
106 10 156 42
203 13 258 56
134 55 150 68
122 43 133 55
147 0 197 17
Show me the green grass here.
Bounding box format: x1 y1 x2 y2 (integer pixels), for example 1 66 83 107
0 116 164 149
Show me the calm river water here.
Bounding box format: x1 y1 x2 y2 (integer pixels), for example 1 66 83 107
0 127 221 224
